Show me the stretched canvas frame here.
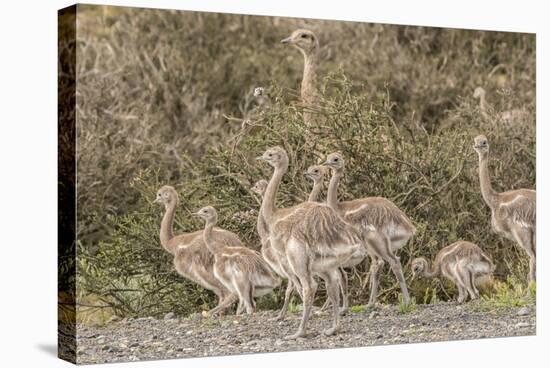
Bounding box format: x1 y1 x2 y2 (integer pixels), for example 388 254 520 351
58 3 536 365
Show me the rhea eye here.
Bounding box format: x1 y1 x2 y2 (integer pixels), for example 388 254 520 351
314 170 319 173
301 34 308 39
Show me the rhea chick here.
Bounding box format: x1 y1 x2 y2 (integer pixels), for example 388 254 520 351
193 206 281 315
411 241 495 303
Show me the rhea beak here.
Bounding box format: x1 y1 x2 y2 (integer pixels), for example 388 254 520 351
153 197 161 203
256 156 265 161
191 212 200 217
321 160 331 167
280 36 292 44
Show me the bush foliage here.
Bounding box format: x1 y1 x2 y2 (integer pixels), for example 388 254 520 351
72 5 535 320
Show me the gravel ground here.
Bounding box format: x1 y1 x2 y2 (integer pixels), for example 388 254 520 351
72 303 535 364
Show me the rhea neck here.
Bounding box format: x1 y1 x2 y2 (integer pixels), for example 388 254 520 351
261 160 288 226
160 199 178 255
477 150 498 208
308 179 323 202
327 167 344 209
419 258 439 279
478 93 489 116
202 216 223 254
301 47 319 105
256 192 270 245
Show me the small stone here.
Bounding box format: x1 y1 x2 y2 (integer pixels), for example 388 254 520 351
369 311 379 319
185 330 193 336
517 307 530 316
275 339 285 346
164 312 176 320
136 316 154 322
102 345 117 352
190 312 203 322
376 334 383 339
129 342 140 348
246 339 261 346
515 322 530 328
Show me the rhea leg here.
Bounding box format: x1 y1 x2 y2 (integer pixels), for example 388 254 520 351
456 283 467 303
284 244 317 340
367 256 384 306
236 300 244 315
208 291 226 315
208 293 238 316
320 268 348 314
273 281 294 321
235 279 255 315
525 230 536 283
322 270 342 336
450 264 469 303
464 264 480 299
284 273 316 340
529 229 536 283
366 232 410 305
339 268 349 314
461 267 478 300
512 227 536 283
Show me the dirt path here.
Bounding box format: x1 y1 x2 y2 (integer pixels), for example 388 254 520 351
73 303 535 364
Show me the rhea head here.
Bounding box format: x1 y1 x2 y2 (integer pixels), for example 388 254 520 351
410 258 427 279
473 134 490 157
154 185 178 207
281 29 319 55
304 165 325 183
257 146 289 170
192 206 218 223
473 87 486 99
322 152 345 172
251 179 268 197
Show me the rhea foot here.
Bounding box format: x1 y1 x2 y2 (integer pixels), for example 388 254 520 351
323 325 339 336
284 330 306 340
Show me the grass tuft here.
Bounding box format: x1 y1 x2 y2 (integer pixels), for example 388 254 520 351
474 276 535 311
397 295 417 314
350 305 366 313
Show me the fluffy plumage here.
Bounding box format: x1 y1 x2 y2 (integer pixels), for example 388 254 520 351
412 241 495 302
154 186 238 315
323 152 414 306
258 146 364 339
194 206 280 315
473 135 536 282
